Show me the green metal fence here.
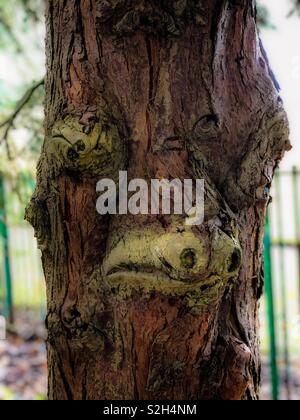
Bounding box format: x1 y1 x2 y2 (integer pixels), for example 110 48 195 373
0 173 13 323
0 169 300 399
0 173 45 324
263 168 300 400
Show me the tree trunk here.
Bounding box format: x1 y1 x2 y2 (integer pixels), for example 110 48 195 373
26 0 290 400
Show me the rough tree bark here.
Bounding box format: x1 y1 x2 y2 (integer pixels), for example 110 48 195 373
26 0 290 400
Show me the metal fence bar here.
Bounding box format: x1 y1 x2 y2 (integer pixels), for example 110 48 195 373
0 173 14 323
275 173 291 400
292 167 300 311
264 211 279 400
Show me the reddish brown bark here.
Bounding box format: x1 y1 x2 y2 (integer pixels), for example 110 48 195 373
27 0 290 400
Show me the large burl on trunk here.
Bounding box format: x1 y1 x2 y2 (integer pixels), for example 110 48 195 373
26 0 290 400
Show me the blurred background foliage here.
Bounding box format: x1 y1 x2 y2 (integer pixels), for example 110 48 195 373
0 0 44 206
257 0 300 27
289 0 300 15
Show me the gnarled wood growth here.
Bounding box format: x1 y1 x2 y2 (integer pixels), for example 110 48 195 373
26 0 290 400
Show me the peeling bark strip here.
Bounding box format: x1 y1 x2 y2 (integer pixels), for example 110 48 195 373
27 0 290 400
